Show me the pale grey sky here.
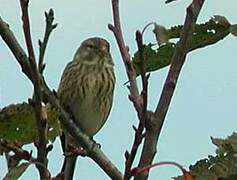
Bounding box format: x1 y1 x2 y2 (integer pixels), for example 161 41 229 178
0 0 237 179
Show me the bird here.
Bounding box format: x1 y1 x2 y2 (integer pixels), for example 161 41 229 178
57 37 115 180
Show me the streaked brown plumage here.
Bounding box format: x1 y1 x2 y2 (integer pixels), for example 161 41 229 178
57 37 115 179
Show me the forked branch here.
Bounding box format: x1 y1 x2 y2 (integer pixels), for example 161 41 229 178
109 0 151 179
135 0 205 179
19 0 48 178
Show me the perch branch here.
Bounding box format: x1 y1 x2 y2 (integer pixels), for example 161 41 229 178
42 82 123 179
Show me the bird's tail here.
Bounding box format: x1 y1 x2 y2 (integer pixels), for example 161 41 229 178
62 154 77 180
60 133 78 180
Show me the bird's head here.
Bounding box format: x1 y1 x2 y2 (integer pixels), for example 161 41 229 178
74 37 113 67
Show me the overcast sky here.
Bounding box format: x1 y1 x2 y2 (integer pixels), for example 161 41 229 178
0 0 237 179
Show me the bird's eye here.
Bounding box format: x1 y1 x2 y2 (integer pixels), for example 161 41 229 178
87 44 94 49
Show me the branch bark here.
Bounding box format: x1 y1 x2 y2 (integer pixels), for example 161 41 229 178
135 0 205 179
108 0 141 115
19 0 49 178
38 9 57 73
109 1 149 179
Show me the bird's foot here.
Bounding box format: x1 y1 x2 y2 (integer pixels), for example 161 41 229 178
91 138 101 149
64 143 87 157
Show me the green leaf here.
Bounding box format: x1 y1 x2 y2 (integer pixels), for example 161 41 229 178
133 15 234 75
0 103 62 154
211 133 237 155
220 174 237 180
174 132 237 180
132 43 175 75
3 162 30 180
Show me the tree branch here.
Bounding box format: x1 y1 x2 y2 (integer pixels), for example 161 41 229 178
19 0 49 178
108 0 142 116
123 31 150 180
19 0 36 67
135 0 205 179
0 17 32 81
0 139 51 177
0 139 34 165
38 9 57 74
109 1 151 179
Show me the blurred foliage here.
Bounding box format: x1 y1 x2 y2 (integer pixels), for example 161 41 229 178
132 15 237 75
174 133 237 180
212 133 237 155
0 103 61 154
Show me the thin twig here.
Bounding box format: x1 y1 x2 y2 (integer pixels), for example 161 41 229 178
0 17 32 81
0 139 34 162
141 22 155 36
124 31 150 179
19 0 49 178
135 0 205 179
0 139 52 176
108 0 142 116
38 9 57 74
19 0 36 67
135 31 148 128
109 1 151 179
